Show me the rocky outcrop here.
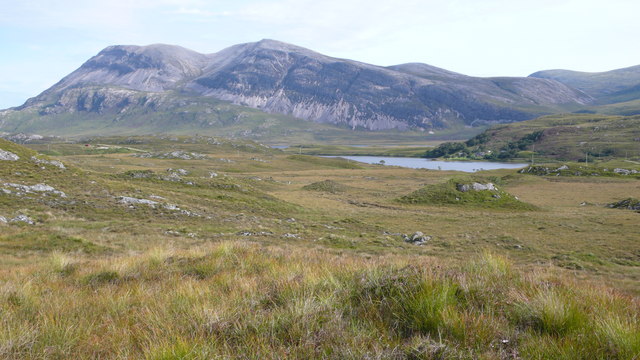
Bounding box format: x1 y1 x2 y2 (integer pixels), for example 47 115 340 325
456 182 497 192
608 198 640 212
403 231 432 245
1 183 67 197
31 156 65 169
0 149 19 161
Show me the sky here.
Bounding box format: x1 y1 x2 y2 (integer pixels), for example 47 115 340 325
1 0 639 109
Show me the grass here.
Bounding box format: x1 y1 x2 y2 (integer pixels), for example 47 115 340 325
302 179 349 194
1 135 640 358
1 244 639 359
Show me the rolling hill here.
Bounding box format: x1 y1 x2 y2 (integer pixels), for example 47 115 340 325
530 65 640 106
425 113 640 161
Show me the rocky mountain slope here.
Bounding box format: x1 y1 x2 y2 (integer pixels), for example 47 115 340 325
1 40 594 136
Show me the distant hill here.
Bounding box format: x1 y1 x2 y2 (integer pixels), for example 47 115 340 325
530 65 640 105
425 113 640 162
0 40 593 138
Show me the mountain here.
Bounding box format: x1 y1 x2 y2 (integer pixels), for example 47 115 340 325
530 65 640 104
1 40 594 137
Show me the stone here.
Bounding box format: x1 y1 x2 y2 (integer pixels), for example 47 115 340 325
118 196 159 206
0 149 19 161
10 214 35 225
457 182 496 192
169 168 189 176
403 231 432 245
2 183 67 197
31 156 66 169
613 168 632 175
0 216 7 223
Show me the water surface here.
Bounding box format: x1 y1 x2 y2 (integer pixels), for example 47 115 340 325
325 156 527 172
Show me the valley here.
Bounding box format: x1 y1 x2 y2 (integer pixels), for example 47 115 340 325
1 38 640 359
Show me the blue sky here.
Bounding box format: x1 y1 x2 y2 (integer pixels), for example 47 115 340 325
1 0 639 109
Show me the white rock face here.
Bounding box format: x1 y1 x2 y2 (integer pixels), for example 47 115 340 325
2 183 67 197
0 149 19 161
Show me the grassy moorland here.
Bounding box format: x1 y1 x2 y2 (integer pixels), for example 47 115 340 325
1 136 640 359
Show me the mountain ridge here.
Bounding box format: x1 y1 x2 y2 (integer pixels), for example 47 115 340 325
0 39 604 136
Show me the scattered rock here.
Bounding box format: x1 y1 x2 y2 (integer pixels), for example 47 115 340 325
31 156 66 169
520 165 639 177
124 170 154 179
282 233 300 239
118 196 159 206
117 196 200 216
169 168 189 176
0 149 20 161
613 168 638 175
134 151 206 160
10 214 35 225
0 216 7 223
608 198 640 212
456 182 496 192
402 231 432 245
209 172 218 178
237 231 274 237
1 183 67 197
